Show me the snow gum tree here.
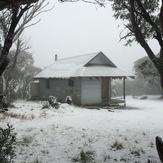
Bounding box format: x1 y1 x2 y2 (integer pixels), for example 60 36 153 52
108 0 163 94
133 56 162 96
2 50 42 100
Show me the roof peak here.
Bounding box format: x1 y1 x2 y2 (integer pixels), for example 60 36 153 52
57 51 101 61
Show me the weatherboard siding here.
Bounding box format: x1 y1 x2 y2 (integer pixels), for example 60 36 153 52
38 78 82 103
38 79 68 100
37 77 111 105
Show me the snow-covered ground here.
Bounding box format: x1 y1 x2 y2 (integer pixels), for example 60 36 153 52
0 95 163 163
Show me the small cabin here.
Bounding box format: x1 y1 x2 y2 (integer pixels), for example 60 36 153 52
30 51 134 106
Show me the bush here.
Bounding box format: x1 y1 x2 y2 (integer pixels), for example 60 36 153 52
64 87 80 105
20 135 33 146
41 101 50 109
48 96 60 109
0 124 16 163
72 149 95 163
111 140 124 150
41 96 60 109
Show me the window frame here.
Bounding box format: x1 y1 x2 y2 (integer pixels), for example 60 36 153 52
68 78 74 87
46 78 50 89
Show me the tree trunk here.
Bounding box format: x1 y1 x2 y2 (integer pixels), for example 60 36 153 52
152 56 163 96
0 59 9 77
2 73 6 93
160 74 163 97
0 7 19 76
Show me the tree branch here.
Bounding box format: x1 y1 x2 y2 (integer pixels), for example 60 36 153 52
135 0 163 47
59 0 105 7
129 0 156 61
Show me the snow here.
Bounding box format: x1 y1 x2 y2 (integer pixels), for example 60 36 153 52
1 96 163 163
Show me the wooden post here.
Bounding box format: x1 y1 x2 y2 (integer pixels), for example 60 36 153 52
123 77 126 107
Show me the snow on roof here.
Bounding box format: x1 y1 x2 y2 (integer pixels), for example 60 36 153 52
79 66 134 78
34 51 134 78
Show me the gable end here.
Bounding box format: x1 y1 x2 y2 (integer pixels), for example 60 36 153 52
85 51 117 67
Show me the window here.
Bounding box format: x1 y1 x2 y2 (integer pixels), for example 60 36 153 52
46 79 50 89
68 79 74 87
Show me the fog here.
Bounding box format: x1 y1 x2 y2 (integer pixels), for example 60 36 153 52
24 0 159 72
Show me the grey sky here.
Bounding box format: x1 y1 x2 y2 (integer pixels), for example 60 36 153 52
25 1 159 72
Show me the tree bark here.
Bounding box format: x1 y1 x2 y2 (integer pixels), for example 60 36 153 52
160 71 163 95
152 56 163 94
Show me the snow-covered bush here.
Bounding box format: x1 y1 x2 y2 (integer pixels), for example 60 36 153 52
41 96 60 109
0 124 16 163
64 87 80 105
72 149 95 163
65 96 72 105
20 135 33 146
48 96 60 109
41 101 50 109
111 140 124 150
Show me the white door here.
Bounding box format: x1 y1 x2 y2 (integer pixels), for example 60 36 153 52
81 78 101 105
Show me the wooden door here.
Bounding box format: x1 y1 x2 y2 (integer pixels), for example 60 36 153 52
102 77 108 103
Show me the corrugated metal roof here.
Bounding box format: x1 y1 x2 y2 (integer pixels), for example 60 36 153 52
34 52 134 78
75 66 134 78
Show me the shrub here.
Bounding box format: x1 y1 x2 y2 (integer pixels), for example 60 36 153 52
32 159 42 163
48 96 60 109
41 96 60 109
72 149 95 163
41 101 50 109
20 135 33 146
111 140 124 150
0 124 16 163
130 147 145 157
103 154 111 162
63 87 80 105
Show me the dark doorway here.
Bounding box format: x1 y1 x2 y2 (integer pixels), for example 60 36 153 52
102 77 108 103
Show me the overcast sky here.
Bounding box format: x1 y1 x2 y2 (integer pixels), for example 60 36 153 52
24 0 159 72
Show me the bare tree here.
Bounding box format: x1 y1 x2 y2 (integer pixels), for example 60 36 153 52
0 0 49 77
